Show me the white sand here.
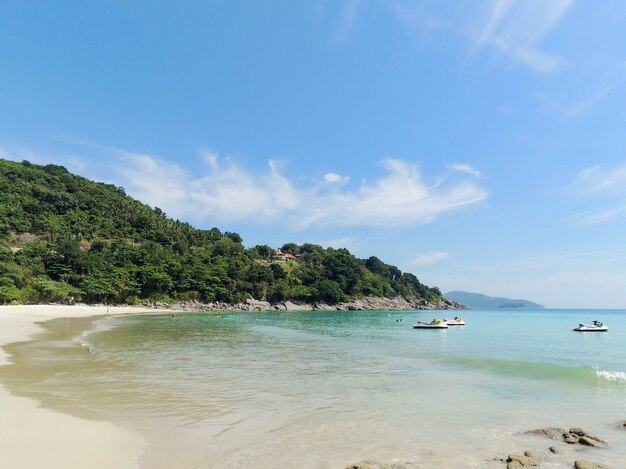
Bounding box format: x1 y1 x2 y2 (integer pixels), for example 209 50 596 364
0 305 157 469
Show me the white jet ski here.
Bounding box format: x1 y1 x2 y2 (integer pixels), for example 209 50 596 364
573 320 608 332
413 319 448 329
444 316 466 326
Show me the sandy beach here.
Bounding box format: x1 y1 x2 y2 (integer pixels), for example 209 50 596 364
0 305 155 469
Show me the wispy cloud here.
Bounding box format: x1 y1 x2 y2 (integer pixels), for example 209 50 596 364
409 251 451 266
333 0 364 42
448 163 481 179
565 162 626 225
573 163 626 196
560 76 626 117
386 0 446 31
470 0 573 73
566 206 626 226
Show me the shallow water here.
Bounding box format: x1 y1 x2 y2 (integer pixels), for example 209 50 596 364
2 309 626 468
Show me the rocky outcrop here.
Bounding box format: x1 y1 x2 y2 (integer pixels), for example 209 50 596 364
137 295 467 313
525 427 607 448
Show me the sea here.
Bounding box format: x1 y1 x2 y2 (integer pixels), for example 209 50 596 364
2 308 626 468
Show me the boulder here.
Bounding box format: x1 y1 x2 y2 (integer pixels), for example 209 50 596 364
506 453 539 467
525 428 566 439
548 446 561 454
563 433 579 444
523 451 539 459
507 462 523 469
578 436 607 448
569 428 588 437
574 460 610 469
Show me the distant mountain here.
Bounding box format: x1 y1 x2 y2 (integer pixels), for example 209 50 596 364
444 291 544 309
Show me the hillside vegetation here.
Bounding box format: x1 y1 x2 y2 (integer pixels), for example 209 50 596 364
0 159 443 306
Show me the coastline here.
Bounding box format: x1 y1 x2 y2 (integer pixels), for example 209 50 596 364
0 305 154 469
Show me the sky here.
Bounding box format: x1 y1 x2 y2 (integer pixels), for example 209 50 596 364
2 0 626 308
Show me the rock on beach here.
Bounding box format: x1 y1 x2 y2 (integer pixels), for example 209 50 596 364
574 460 611 469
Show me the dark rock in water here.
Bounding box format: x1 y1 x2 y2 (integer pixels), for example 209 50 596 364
345 461 407 469
570 427 588 437
525 427 566 439
506 453 539 467
563 433 579 444
548 446 561 454
574 460 610 469
578 435 608 448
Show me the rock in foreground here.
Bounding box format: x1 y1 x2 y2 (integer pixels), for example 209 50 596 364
574 460 610 469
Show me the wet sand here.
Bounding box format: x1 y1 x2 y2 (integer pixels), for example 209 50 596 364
0 305 154 469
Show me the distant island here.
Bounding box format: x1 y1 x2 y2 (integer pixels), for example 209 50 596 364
444 291 544 309
0 159 461 310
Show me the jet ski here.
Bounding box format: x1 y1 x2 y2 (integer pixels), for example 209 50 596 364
573 320 608 332
444 316 465 326
413 319 448 329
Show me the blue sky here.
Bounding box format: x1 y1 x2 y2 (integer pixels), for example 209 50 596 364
2 0 626 308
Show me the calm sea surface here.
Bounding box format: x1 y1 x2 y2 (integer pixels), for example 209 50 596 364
2 309 626 468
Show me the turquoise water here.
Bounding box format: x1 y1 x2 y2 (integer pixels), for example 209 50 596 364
3 309 626 468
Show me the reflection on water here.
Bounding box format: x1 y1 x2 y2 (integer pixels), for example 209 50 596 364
1 309 626 468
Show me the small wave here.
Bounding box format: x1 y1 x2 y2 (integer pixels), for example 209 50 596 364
594 367 626 382
441 356 626 387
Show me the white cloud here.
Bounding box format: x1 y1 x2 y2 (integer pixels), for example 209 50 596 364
117 152 487 228
448 163 481 178
409 251 451 266
302 158 488 228
323 172 350 184
470 0 573 73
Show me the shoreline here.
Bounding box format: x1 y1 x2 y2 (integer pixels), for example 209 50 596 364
0 305 155 469
124 295 467 312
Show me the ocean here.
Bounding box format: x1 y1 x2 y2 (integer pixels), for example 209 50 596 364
2 309 626 468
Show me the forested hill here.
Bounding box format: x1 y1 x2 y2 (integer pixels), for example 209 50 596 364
0 159 444 306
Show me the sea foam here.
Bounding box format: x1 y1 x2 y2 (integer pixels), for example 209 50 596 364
594 367 626 381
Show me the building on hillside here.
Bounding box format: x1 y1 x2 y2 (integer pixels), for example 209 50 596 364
273 249 299 261
274 249 287 261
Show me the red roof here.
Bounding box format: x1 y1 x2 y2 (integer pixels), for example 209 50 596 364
285 253 297 259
